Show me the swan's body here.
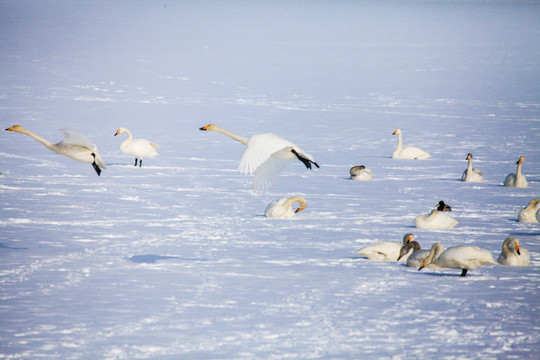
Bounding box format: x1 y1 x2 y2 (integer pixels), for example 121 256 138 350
5 125 106 176
357 233 414 261
436 200 452 212
414 209 458 229
504 156 527 188
419 242 496 277
518 199 540 223
398 241 432 268
200 124 319 192
350 165 373 181
391 129 431 159
461 153 484 182
114 127 159 167
497 237 530 266
265 196 307 218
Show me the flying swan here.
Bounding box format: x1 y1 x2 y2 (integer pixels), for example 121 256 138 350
497 237 530 266
398 241 431 268
114 127 159 167
504 155 527 188
461 153 484 182
199 124 319 192
518 199 540 223
391 129 431 159
357 233 414 261
414 209 458 229
265 196 307 218
419 242 496 277
349 165 373 180
5 125 106 176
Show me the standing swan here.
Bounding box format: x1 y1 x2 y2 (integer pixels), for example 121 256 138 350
265 196 307 218
414 209 458 229
5 125 106 176
349 165 373 180
391 129 431 159
497 237 530 266
461 153 484 182
419 242 496 277
518 199 540 223
114 127 159 167
200 124 319 192
504 156 527 188
357 233 414 261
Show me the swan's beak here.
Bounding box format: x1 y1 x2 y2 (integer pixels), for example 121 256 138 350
392 130 398 135
5 126 15 131
295 207 304 213
515 244 521 255
114 129 120 136
407 235 413 242
419 262 425 271
199 125 209 131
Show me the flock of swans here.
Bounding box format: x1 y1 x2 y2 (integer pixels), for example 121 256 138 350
4 124 537 276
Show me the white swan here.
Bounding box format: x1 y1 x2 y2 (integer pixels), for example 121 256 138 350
357 233 414 261
414 209 458 229
391 129 431 159
436 200 452 212
497 237 530 266
518 199 540 223
349 165 373 181
114 127 159 167
5 125 106 176
200 124 319 192
504 156 527 188
398 241 431 268
461 153 484 182
419 242 496 277
264 196 307 218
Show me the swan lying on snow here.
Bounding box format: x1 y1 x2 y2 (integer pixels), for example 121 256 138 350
391 128 431 159
419 242 496 277
200 124 319 192
517 199 540 223
414 209 458 229
461 153 484 182
265 196 307 218
114 127 159 167
357 233 414 261
398 241 431 268
497 237 530 266
5 125 106 176
504 155 527 188
349 165 373 180
436 200 452 212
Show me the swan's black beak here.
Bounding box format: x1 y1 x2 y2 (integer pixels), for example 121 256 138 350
516 245 521 255
199 125 209 131
418 262 425 271
295 207 304 213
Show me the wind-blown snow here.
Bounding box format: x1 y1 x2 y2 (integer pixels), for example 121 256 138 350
1 1 539 359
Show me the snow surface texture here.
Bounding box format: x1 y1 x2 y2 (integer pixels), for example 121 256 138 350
1 1 539 359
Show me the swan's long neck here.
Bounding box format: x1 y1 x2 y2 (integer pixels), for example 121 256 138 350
19 128 55 151
516 161 523 179
214 126 249 145
467 157 473 172
123 128 133 142
425 243 444 265
286 196 307 210
395 132 403 150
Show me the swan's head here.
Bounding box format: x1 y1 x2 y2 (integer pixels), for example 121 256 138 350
392 129 401 135
505 237 521 255
5 125 24 133
295 207 305 213
517 155 525 164
466 153 473 160
199 124 217 131
403 233 414 243
114 127 127 136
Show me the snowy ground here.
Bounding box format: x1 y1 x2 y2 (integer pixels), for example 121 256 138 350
1 1 539 359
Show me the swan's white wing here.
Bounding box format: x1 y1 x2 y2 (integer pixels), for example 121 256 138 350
252 153 294 193
239 133 295 175
60 129 98 152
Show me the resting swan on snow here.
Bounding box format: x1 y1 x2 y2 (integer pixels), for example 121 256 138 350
398 241 431 268
200 124 319 192
114 127 159 167
518 199 540 223
504 156 527 188
461 153 484 182
391 129 431 159
419 242 497 277
5 125 106 176
265 196 307 218
497 237 530 266
357 233 414 261
414 209 458 229
349 165 373 180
